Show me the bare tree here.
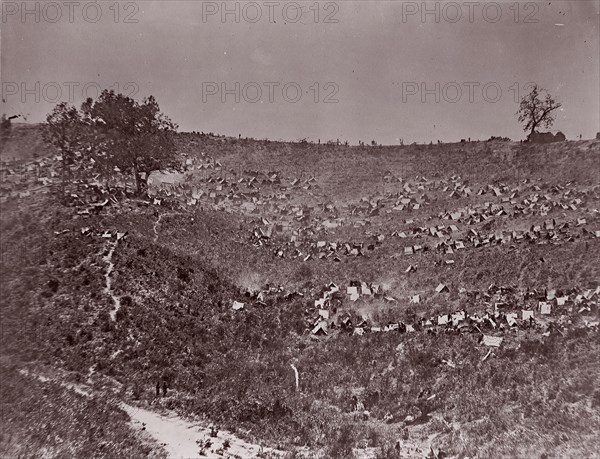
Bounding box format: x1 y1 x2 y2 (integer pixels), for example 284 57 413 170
516 85 562 138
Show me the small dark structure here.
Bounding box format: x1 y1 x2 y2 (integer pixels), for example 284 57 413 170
554 131 566 141
527 131 566 143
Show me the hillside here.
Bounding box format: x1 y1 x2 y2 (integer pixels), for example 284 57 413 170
1 127 599 458
0 123 48 161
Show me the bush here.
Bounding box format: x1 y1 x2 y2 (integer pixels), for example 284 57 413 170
375 442 403 459
325 424 356 459
0 364 163 458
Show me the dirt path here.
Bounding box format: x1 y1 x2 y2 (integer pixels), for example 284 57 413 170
121 404 283 459
153 211 187 244
103 240 122 321
153 213 166 243
19 369 283 459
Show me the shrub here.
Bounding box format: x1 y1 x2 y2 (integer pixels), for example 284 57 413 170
375 442 403 459
325 424 356 459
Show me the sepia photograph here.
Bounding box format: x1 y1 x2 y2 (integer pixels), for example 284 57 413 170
1 1 599 457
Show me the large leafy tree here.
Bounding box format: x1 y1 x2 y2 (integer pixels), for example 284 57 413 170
85 90 178 194
43 103 84 201
516 85 562 138
80 97 115 190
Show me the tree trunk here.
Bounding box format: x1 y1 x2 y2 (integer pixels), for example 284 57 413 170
133 163 141 195
529 120 539 140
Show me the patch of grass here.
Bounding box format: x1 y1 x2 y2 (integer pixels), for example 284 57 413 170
0 363 164 458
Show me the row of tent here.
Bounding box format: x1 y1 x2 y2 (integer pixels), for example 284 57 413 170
143 163 598 260
258 212 598 264
226 278 600 327
302 282 600 342
5 156 597 272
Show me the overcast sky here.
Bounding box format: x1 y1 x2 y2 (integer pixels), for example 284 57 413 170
1 0 599 143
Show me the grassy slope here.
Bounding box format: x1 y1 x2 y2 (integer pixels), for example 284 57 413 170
1 129 599 457
0 123 48 161
0 362 164 458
